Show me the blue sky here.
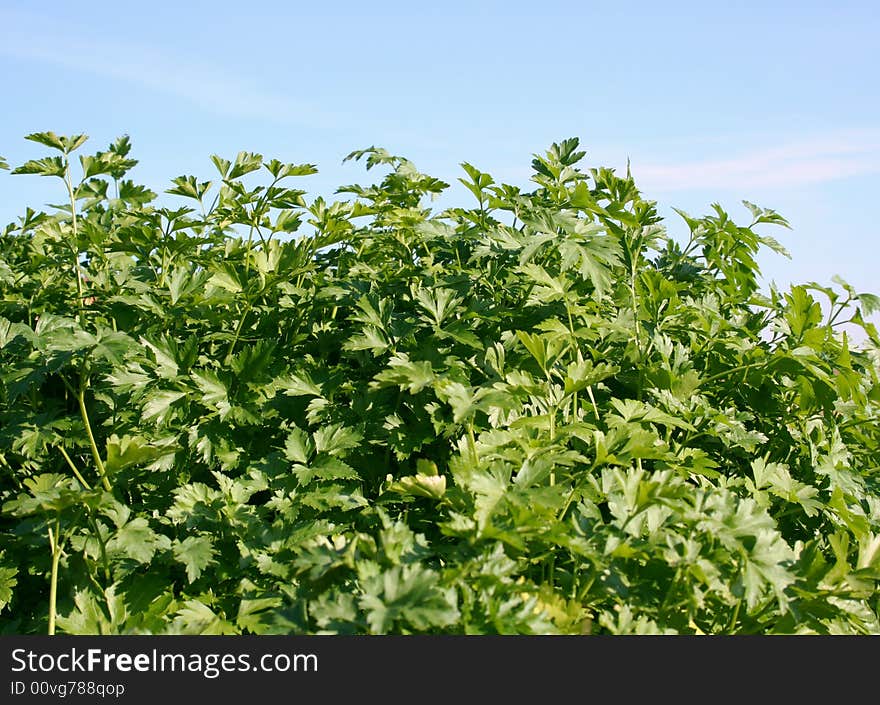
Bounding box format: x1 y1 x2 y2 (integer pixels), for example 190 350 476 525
1 1 878 324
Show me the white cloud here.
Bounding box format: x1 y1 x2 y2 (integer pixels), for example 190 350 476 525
0 9 334 126
630 131 880 192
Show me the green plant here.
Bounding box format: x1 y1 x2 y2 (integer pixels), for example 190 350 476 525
1 132 878 634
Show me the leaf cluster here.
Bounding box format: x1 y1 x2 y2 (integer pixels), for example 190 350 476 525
1 134 879 634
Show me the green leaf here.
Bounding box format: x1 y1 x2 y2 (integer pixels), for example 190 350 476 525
172 536 216 583
564 359 617 394
413 287 461 328
141 389 186 425
742 200 790 229
105 434 176 476
118 180 156 205
191 369 229 409
55 586 128 635
609 398 694 431
516 330 567 373
857 292 880 316
207 266 243 295
358 565 459 634
265 159 318 178
167 175 212 201
386 470 447 500
227 151 263 179
25 131 88 153
314 424 362 456
12 156 66 178
275 372 323 397
0 559 18 612
171 599 237 634
284 426 314 464
372 354 435 394
3 474 102 517
107 517 168 564
236 597 282 633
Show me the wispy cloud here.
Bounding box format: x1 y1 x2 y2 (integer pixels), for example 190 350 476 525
0 8 336 127
630 131 880 192
457 131 880 196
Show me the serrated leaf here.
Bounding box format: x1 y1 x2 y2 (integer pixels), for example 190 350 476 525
358 565 459 634
172 535 216 583
372 354 435 394
228 151 263 179
107 518 168 564
191 369 228 408
171 599 237 634
104 434 176 475
857 292 880 316
167 175 212 201
25 131 88 153
208 266 243 293
314 424 362 456
284 426 314 464
13 156 66 178
0 562 18 612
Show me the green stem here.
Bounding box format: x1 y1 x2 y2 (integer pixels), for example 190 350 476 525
659 565 683 620
564 304 580 421
586 385 600 421
86 512 110 584
548 398 559 487
840 417 878 430
244 225 256 278
77 382 112 492
576 574 597 603
727 597 742 633
226 299 253 363
57 445 92 490
159 223 169 288
242 176 280 278
64 161 84 321
826 296 853 329
701 361 765 386
630 266 644 400
47 520 61 635
467 422 479 466
564 301 576 339
557 484 579 521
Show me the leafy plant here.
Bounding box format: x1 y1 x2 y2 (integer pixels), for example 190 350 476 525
1 132 878 634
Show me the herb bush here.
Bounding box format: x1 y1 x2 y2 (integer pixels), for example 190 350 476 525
1 133 878 634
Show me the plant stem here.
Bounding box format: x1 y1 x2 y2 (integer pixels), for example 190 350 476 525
557 484 579 521
226 299 253 363
628 243 644 400
57 445 92 490
727 597 742 633
586 385 600 420
659 565 682 619
47 520 61 635
702 361 765 386
631 289 642 363
64 160 84 321
467 422 479 466
86 513 110 584
159 223 169 288
77 382 112 492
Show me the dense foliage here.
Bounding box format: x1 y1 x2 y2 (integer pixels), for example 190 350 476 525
1 132 879 634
